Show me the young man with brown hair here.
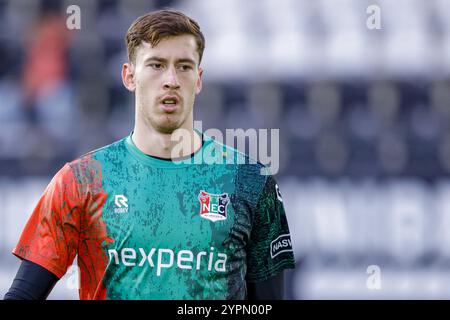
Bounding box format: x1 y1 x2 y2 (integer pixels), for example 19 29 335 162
4 9 295 300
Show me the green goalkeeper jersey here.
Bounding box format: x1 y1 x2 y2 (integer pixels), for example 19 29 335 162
13 130 295 299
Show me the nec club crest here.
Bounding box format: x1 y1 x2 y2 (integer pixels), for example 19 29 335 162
198 190 230 222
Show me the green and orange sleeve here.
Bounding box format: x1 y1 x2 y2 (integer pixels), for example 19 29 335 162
12 163 83 279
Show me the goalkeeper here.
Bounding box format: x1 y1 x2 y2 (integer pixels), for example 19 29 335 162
4 9 295 300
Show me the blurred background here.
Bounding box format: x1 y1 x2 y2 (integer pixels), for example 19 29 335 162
1 0 450 299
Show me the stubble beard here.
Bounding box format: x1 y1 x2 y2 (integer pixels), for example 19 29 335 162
138 101 186 135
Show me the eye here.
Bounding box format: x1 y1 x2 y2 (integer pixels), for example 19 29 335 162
149 63 163 70
179 65 192 71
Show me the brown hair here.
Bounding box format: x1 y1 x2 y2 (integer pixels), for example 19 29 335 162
125 9 205 65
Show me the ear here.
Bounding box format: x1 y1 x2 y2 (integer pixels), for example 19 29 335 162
195 67 203 95
122 62 136 92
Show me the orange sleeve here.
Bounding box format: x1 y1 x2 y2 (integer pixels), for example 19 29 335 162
12 163 84 278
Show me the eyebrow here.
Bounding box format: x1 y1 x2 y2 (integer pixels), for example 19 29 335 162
144 56 197 65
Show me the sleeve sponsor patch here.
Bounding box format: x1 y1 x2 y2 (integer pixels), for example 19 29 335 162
270 234 293 259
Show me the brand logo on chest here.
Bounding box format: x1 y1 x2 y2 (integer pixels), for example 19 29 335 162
114 194 128 213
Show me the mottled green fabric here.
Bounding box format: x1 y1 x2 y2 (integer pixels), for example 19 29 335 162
90 131 295 299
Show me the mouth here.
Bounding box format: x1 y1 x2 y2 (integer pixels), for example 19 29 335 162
160 96 180 113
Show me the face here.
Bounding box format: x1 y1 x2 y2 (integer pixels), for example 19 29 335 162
122 35 203 134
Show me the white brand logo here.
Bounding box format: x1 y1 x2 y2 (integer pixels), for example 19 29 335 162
114 195 128 213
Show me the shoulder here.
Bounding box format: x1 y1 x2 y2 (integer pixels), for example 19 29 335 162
59 137 127 191
204 133 271 207
75 137 127 163
67 138 126 169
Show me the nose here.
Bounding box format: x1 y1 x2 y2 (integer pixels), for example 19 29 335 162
163 66 180 90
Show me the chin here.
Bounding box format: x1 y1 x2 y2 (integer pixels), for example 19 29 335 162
154 119 183 134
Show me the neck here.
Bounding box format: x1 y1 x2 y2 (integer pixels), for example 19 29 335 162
132 121 202 160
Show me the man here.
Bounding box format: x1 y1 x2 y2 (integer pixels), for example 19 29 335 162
4 9 295 300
